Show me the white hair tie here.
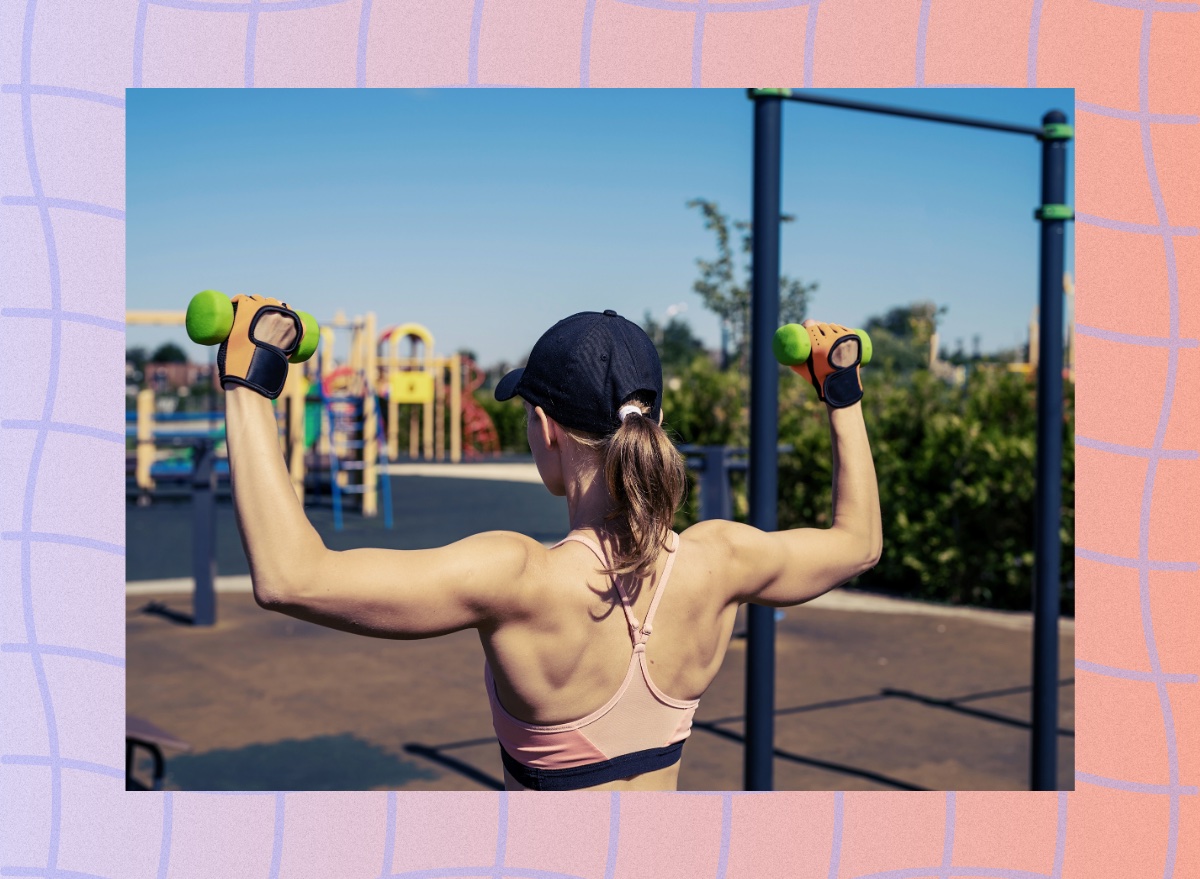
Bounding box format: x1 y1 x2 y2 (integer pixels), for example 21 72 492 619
617 404 643 422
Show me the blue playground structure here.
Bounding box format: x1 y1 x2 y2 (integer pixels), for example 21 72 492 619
321 380 394 532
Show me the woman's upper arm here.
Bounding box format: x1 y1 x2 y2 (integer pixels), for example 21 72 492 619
266 531 542 639
694 519 878 608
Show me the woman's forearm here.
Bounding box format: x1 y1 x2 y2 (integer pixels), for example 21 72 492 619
827 402 883 565
225 387 326 604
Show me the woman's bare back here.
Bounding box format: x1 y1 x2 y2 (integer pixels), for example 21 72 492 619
481 530 739 730
481 529 739 791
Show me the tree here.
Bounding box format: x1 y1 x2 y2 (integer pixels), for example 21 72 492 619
150 342 188 364
688 199 815 369
126 347 148 374
865 301 944 346
862 301 946 373
641 311 706 375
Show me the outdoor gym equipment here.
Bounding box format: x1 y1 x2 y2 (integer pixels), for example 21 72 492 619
745 89 1072 792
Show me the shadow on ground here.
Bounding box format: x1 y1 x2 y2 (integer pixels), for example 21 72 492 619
165 733 439 791
404 738 505 790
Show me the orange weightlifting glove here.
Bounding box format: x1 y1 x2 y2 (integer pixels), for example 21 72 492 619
791 323 864 408
217 295 302 399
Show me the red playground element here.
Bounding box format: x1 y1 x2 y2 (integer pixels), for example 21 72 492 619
459 356 501 459
321 365 356 399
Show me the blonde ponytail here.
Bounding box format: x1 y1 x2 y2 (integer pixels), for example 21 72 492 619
566 397 686 580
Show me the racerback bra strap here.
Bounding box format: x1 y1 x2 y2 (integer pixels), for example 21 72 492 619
635 530 679 645
554 534 640 637
554 532 680 647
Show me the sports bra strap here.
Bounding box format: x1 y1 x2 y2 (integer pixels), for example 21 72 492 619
637 530 679 643
554 531 680 646
554 534 641 635
553 533 607 562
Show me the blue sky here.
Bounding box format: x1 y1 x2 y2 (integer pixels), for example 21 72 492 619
127 88 1073 366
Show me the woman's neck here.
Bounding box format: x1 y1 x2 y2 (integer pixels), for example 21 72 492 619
561 452 615 534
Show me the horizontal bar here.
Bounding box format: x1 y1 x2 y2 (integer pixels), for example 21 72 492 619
123 412 224 422
748 89 1046 138
126 310 186 325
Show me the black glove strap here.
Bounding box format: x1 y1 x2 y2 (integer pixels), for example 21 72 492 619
821 335 864 409
822 368 863 408
218 305 302 400
221 348 291 400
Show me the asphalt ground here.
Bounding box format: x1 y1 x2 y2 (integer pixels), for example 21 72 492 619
125 470 570 581
126 468 1074 792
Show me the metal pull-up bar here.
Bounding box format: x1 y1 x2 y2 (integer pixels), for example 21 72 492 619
744 89 1072 792
750 87 1065 139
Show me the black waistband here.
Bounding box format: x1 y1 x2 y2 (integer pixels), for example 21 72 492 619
500 740 685 791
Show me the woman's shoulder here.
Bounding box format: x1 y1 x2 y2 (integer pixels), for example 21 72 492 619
456 530 549 566
679 518 760 553
451 531 556 621
677 520 775 586
444 531 553 594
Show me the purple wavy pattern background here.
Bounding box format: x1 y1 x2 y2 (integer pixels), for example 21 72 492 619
1 0 1196 875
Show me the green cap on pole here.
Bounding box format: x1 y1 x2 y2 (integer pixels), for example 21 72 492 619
1040 122 1073 141
1035 204 1074 221
748 88 793 99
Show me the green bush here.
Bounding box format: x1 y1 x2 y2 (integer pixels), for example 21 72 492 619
663 359 1075 615
662 355 747 448
476 394 529 453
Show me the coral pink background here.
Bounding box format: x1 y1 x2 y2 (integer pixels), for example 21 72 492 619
1 0 1197 875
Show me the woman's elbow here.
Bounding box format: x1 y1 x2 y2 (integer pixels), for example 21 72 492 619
251 557 321 611
862 541 883 574
853 536 883 577
252 576 291 611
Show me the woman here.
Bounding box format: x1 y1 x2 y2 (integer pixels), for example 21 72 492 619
220 297 881 791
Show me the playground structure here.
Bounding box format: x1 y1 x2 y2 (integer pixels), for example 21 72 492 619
121 307 496 518
315 310 506 464
1005 272 1076 381
127 376 305 501
126 304 502 626
128 388 226 497
310 311 499 515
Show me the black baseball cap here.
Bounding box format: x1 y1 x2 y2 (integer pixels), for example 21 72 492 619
494 309 663 435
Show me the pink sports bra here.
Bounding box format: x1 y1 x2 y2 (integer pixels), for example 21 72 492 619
484 531 700 791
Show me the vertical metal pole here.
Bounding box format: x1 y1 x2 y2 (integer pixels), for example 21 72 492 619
746 94 782 791
1031 110 1069 790
191 438 217 626
450 353 463 463
699 447 733 522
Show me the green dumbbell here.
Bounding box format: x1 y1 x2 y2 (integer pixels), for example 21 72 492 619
185 290 320 364
772 323 873 369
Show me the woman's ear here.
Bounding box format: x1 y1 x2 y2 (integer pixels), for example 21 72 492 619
532 405 556 449
657 409 664 426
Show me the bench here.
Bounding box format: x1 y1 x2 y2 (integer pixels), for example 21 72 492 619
126 715 190 791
